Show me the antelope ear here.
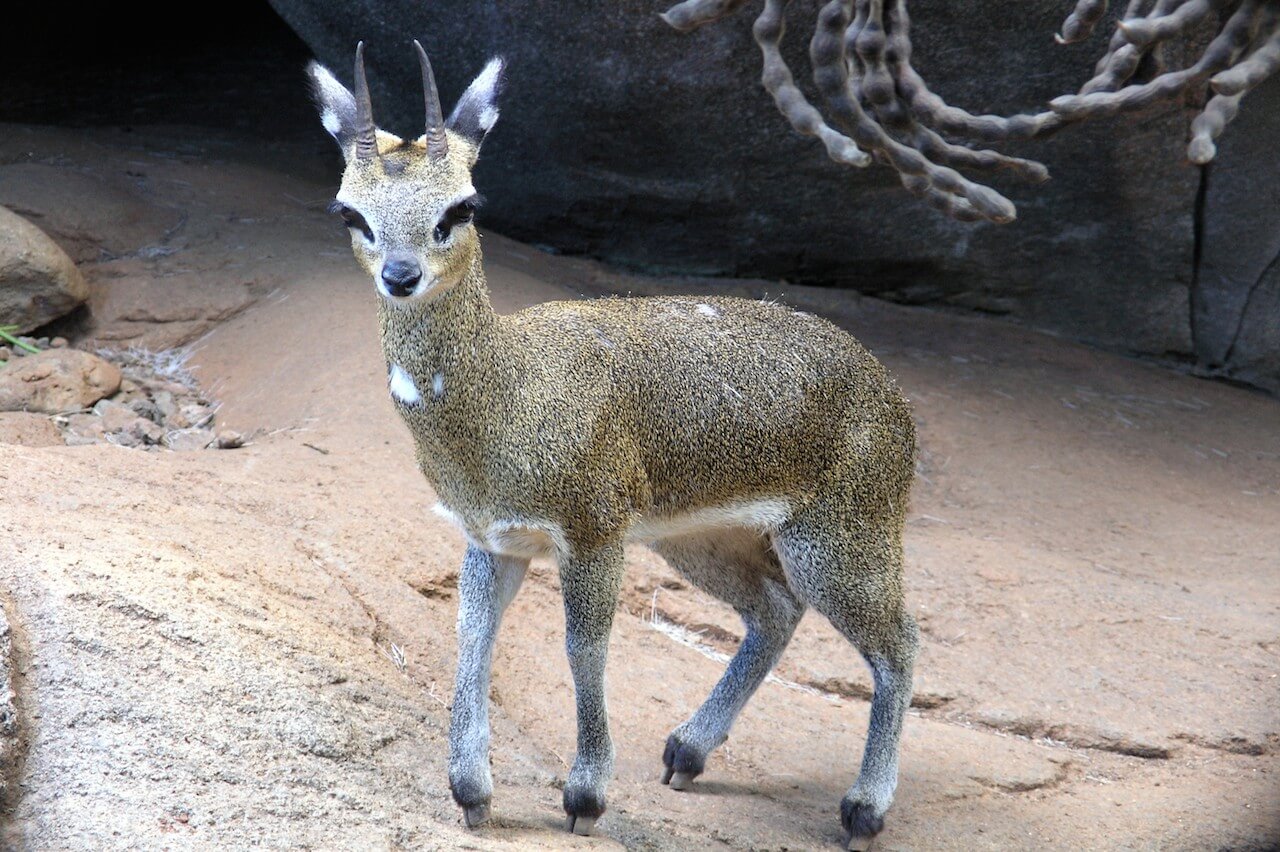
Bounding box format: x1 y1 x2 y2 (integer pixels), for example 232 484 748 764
447 57 505 148
307 61 360 153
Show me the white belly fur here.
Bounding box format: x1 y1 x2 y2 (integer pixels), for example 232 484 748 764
432 497 791 560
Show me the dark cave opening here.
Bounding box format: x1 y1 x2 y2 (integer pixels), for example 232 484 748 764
0 2 325 153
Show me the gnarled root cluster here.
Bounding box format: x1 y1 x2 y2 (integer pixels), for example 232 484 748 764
661 0 1280 222
1052 0 1280 164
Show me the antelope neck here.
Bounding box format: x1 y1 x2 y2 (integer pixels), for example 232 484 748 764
377 251 499 373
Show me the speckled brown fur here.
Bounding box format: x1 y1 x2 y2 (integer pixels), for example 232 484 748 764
308 48 918 849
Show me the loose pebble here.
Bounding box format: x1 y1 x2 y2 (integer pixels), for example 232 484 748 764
164 429 215 452
216 430 244 450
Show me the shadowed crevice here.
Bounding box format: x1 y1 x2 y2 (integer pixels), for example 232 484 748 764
1222 245 1280 369
1190 161 1210 365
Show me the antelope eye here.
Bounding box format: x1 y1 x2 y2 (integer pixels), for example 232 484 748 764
329 202 374 243
434 198 477 243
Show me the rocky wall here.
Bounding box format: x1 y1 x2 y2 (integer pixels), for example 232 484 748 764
269 0 1279 391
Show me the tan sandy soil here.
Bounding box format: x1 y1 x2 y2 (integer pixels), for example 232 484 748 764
0 124 1277 850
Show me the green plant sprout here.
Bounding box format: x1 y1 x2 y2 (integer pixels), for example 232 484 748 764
0 325 42 354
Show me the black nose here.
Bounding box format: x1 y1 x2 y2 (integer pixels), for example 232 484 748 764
381 258 422 296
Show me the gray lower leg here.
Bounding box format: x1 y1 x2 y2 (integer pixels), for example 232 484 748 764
559 543 624 835
773 514 918 849
842 616 917 849
663 592 801 787
448 545 528 826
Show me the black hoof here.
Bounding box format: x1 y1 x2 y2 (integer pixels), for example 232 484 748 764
564 814 597 835
840 798 885 850
661 732 708 783
462 803 490 828
563 785 607 824
450 773 490 807
450 772 492 828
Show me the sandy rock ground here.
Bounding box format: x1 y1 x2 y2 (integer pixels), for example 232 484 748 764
0 123 1277 850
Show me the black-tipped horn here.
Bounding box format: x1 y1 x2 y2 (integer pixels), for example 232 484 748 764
414 40 449 161
353 41 379 161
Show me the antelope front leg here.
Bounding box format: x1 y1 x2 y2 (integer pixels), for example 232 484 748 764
449 545 529 828
559 542 625 836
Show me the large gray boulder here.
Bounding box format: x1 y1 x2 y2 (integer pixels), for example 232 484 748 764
270 0 1278 391
0 206 89 335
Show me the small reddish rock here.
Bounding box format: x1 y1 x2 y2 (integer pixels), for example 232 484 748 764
0 349 122 413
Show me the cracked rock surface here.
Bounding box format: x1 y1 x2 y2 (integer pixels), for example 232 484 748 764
0 125 1276 850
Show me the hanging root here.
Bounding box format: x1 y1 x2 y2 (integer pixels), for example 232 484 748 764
1025 0 1280 165
661 0 754 31
662 0 1280 221
1058 0 1112 43
1210 7 1280 91
1187 91 1243 161
1052 0 1279 163
753 0 872 167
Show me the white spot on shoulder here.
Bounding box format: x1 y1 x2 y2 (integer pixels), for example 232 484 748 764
431 372 445 399
479 106 499 131
592 327 616 350
696 303 721 318
389 364 421 405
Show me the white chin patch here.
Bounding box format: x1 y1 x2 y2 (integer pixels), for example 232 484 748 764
377 276 437 303
389 364 422 405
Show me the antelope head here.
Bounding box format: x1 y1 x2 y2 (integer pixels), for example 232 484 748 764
308 42 504 302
